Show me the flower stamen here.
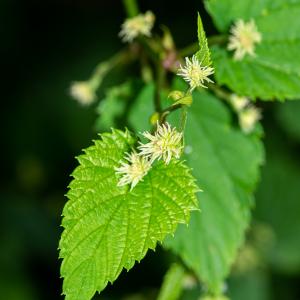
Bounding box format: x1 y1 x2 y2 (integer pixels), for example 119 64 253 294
177 55 214 91
115 152 152 190
138 122 183 164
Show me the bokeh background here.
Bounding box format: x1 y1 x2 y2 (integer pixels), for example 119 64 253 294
1 1 300 299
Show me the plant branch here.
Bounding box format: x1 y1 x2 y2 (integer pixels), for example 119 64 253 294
159 103 183 123
122 0 139 18
89 50 133 90
207 83 232 102
154 63 165 113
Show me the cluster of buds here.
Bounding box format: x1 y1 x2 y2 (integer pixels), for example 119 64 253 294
230 94 261 133
115 122 183 190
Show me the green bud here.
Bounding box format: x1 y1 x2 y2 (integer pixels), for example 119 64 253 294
150 112 160 125
168 90 185 101
173 95 193 107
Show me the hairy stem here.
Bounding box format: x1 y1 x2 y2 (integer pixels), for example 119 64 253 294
122 0 139 17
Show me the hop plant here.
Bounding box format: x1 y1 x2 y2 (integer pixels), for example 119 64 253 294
60 2 274 300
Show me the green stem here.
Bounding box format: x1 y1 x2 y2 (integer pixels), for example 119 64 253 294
89 50 133 90
159 103 183 123
179 43 198 57
138 36 160 62
208 34 227 46
154 63 165 113
208 83 232 102
122 0 139 18
179 107 188 132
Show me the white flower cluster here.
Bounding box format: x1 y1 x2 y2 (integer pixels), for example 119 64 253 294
70 81 96 106
228 19 262 61
115 152 152 189
177 55 214 91
119 11 155 43
115 122 183 190
139 122 183 164
230 94 261 134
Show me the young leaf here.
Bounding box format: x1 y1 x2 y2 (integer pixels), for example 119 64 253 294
164 90 264 293
205 0 300 100
157 263 186 300
196 13 212 67
59 129 199 300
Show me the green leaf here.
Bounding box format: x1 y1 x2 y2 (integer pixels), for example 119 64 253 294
157 263 186 300
59 129 199 300
128 83 155 132
205 0 300 100
205 0 298 33
196 13 212 67
255 139 300 273
164 90 264 293
95 80 142 131
275 100 300 142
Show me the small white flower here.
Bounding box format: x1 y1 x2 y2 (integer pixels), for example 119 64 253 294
70 81 96 106
182 274 197 289
119 11 155 43
115 152 152 190
177 55 214 90
230 94 249 112
138 122 183 164
239 106 261 134
228 19 262 61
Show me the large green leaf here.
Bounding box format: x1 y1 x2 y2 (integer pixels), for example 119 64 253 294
205 0 300 100
164 90 264 293
59 129 199 300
